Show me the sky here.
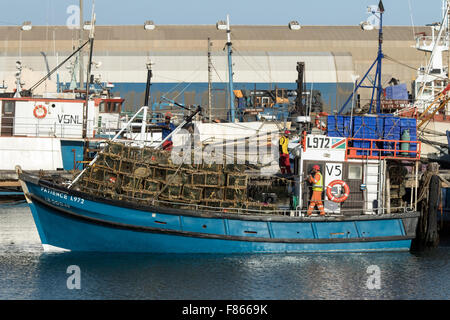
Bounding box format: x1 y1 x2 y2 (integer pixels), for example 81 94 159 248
0 0 446 27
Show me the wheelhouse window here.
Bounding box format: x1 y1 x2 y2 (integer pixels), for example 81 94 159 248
348 165 362 180
3 101 14 113
99 101 122 113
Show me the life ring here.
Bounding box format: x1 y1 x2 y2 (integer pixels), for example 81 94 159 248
315 115 327 131
33 105 47 119
326 180 350 203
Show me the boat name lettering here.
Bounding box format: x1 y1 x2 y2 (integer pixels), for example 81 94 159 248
40 187 85 205
57 114 82 125
69 196 85 205
44 197 71 209
307 136 330 149
41 187 68 200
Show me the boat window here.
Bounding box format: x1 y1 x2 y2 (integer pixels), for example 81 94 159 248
3 101 14 113
348 165 362 180
111 102 120 113
99 102 105 112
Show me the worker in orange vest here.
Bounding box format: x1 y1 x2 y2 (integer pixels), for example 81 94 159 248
279 130 291 174
307 165 325 216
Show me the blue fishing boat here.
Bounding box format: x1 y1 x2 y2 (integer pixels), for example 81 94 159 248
17 1 425 253
17 101 423 253
18 169 419 253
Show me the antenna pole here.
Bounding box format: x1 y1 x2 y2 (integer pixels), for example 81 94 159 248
144 61 153 107
375 1 384 114
226 15 235 122
78 0 84 89
208 37 212 123
82 3 95 139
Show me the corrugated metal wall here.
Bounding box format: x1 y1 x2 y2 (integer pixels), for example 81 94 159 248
0 25 432 114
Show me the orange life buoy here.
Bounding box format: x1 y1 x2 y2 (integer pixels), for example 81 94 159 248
33 105 47 119
326 180 350 203
315 115 327 131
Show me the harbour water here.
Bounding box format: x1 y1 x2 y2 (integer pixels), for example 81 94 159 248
1 202 450 300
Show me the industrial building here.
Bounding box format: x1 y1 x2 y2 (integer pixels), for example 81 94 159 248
0 24 432 116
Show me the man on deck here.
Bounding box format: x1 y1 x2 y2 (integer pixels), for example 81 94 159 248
307 164 325 216
279 130 291 174
158 112 176 150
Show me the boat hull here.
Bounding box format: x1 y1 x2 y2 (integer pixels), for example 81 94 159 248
21 174 419 253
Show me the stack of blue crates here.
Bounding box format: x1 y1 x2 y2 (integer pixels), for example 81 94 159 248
327 115 352 138
352 116 378 156
385 84 408 100
326 114 416 157
382 116 401 155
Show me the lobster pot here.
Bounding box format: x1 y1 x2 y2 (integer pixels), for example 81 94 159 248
182 186 203 201
160 184 183 199
133 165 153 179
227 173 248 189
225 188 247 201
97 153 120 171
192 173 206 185
144 179 160 193
166 170 183 185
119 160 134 175
204 187 225 200
122 176 143 190
206 173 225 186
180 171 193 185
72 140 279 212
109 142 124 155
153 167 168 182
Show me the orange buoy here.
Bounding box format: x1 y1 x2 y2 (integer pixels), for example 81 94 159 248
326 180 350 203
33 105 47 119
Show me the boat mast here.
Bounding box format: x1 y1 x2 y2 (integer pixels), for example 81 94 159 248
338 0 385 114
208 37 212 123
144 60 153 107
375 0 384 114
78 0 84 89
226 15 235 122
82 2 95 139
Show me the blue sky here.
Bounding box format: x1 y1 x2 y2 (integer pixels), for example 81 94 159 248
0 0 445 27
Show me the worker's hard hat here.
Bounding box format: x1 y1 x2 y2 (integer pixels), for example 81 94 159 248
312 165 320 171
284 130 290 135
165 111 172 119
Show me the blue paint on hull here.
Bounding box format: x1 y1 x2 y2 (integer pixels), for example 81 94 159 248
24 178 418 253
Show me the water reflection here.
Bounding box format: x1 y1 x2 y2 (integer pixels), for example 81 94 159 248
8 248 443 300
2 201 450 300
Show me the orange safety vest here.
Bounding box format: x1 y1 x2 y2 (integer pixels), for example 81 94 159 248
309 172 323 191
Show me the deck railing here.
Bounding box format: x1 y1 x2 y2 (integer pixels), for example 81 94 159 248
345 137 421 160
0 116 120 139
